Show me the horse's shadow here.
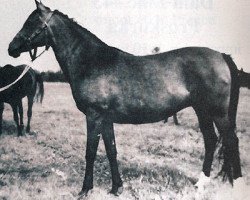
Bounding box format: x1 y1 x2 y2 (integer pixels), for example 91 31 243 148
1 120 36 136
0 149 197 195
79 154 197 191
1 120 18 135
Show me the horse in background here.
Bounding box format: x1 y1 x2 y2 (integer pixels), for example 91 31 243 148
238 68 250 89
0 64 44 136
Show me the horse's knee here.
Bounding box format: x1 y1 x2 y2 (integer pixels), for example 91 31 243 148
85 151 97 162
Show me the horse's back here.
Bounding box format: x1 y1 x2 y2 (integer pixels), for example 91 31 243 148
125 47 231 109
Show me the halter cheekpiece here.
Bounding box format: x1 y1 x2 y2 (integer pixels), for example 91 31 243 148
24 11 54 61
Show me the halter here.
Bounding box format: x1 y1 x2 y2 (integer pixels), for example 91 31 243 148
23 11 54 61
0 13 54 92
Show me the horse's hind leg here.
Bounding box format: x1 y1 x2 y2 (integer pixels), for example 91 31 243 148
11 103 22 136
0 102 4 135
213 116 242 183
194 108 218 188
26 95 34 133
17 100 24 133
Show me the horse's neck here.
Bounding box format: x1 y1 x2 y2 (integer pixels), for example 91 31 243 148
49 14 108 82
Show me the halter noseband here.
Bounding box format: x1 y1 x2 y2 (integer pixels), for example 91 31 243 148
23 11 54 61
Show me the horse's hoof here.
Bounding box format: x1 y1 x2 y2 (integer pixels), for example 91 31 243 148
232 177 249 200
26 127 30 133
18 133 23 137
195 172 210 191
78 188 92 198
109 185 123 196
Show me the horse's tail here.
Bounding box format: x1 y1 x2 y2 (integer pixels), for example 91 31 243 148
218 53 240 184
35 73 44 103
238 68 250 89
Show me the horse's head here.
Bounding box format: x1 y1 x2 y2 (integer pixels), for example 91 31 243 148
8 1 53 60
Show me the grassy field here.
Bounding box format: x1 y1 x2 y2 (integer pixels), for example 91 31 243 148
0 83 249 200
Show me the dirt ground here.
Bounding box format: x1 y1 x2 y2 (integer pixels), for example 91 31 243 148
0 83 249 200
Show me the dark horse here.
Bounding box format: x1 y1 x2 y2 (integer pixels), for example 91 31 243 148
0 64 44 136
238 68 250 89
8 1 247 196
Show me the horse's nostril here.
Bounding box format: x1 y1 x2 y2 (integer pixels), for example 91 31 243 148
8 41 20 57
8 47 20 58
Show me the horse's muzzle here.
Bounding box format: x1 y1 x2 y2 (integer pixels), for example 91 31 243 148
8 37 25 58
8 46 21 58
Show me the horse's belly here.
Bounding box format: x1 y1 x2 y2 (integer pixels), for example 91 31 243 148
112 91 190 124
112 109 172 124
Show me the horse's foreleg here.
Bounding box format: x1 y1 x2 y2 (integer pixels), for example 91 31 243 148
79 111 101 197
0 103 4 135
102 120 123 195
11 103 21 136
195 109 217 189
18 100 24 133
26 96 34 132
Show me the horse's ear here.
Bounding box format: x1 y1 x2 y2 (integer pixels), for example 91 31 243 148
240 68 243 72
35 0 40 8
35 0 51 12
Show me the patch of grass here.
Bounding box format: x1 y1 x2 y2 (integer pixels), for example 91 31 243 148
0 84 249 199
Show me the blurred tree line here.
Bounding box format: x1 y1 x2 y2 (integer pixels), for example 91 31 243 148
41 70 67 82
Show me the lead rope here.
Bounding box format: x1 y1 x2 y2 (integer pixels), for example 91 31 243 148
0 65 31 92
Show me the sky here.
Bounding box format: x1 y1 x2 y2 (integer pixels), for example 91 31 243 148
0 0 249 72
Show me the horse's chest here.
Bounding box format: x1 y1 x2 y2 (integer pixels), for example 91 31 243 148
71 77 119 111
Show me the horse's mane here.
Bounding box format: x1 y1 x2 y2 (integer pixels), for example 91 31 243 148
54 10 107 46
53 10 131 55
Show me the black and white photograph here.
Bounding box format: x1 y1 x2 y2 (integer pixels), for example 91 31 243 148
0 0 250 199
